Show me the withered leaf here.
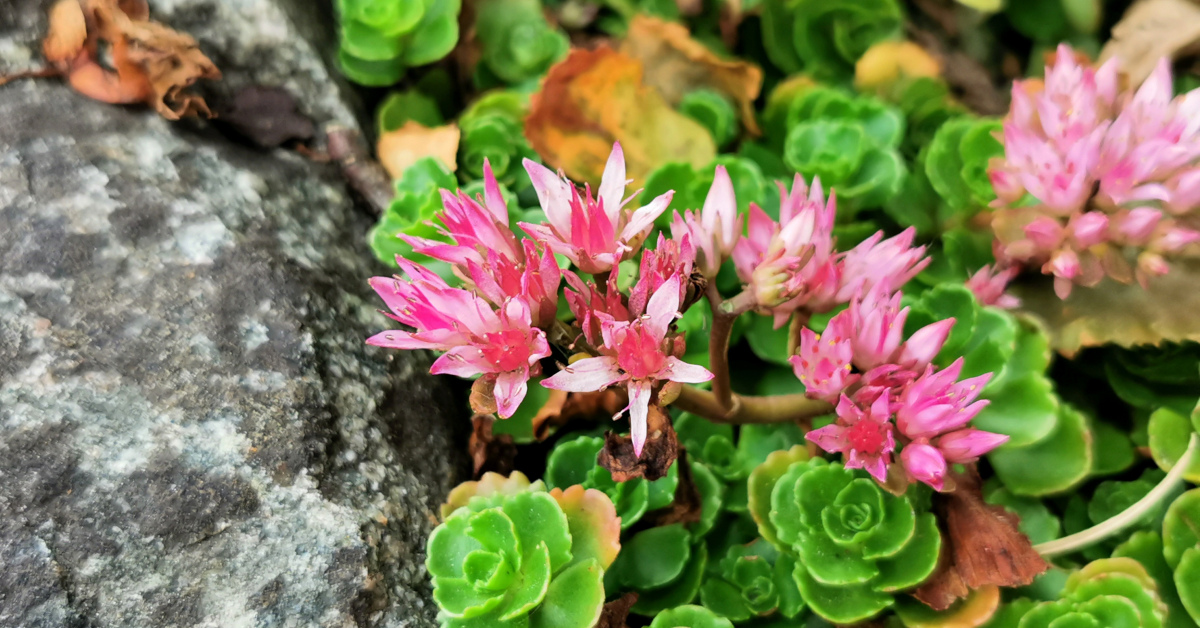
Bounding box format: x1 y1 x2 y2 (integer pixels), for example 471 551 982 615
525 46 716 186
639 450 702 529
470 377 499 416
216 85 315 148
469 414 518 478
532 389 627 441
1100 0 1200 86
915 467 1047 610
44 0 220 119
377 120 460 180
595 593 638 628
619 15 763 134
598 404 678 481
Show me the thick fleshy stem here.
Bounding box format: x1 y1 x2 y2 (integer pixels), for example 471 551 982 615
707 285 758 411
673 384 833 424
1034 433 1199 558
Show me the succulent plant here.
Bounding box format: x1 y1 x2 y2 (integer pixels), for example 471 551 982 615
545 434 679 530
698 541 805 622
923 116 1005 217
998 558 1168 628
760 0 905 79
458 91 540 193
473 0 569 87
679 89 740 149
749 449 941 624
649 604 735 628
336 0 461 86
427 475 619 628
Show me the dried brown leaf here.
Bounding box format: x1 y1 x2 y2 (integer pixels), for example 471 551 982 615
1100 0 1200 86
595 593 638 628
619 15 763 134
470 377 499 416
639 451 702 528
377 120 460 180
469 414 517 478
525 46 716 186
44 0 88 63
598 404 678 481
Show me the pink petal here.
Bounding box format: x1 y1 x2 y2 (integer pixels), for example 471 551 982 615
541 357 624 392
481 159 509 223
366 329 436 350
430 346 492 378
902 443 947 491
658 357 714 384
620 191 674 244
644 275 682 340
598 142 627 223
523 158 574 232
806 424 847 453
494 369 529 418
899 319 955 370
937 429 1009 463
625 380 652 457
702 165 737 247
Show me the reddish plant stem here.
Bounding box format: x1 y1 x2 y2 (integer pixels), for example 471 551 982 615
706 285 757 411
673 385 833 424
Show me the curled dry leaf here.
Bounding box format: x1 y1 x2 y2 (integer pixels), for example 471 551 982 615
469 376 499 416
619 15 764 134
525 46 716 186
1100 0 1200 86
377 121 460 181
1013 258 1200 357
469 413 518 478
595 593 639 628
42 0 220 119
914 467 1047 610
597 404 679 482
532 389 627 441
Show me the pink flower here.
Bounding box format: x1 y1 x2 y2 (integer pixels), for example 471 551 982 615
520 143 673 274
542 276 713 456
790 323 857 403
671 165 741 278
403 160 522 267
935 428 1010 463
965 264 1021 309
367 260 551 417
901 442 948 491
836 228 928 303
731 175 838 325
563 270 628 348
464 240 562 329
807 392 897 483
845 287 908 370
895 359 991 440
629 233 696 318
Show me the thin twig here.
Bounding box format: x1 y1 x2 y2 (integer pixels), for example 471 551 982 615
673 385 832 424
0 67 61 87
1034 433 1199 558
706 282 736 411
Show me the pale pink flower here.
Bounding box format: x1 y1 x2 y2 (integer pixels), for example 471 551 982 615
965 264 1021 309
464 240 562 329
629 233 695 318
935 428 1010 463
902 428 1010 491
901 442 948 491
367 260 551 417
542 276 713 456
563 270 628 348
789 323 857 403
731 176 839 325
403 160 522 267
807 392 897 483
671 165 741 278
895 359 991 440
520 143 673 274
835 228 928 303
845 287 908 370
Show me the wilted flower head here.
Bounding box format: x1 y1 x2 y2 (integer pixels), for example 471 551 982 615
368 260 550 417
520 143 673 274
671 165 741 278
542 275 713 457
991 45 1200 297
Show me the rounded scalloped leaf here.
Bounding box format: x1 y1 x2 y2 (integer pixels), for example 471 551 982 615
441 471 541 519
792 560 893 624
895 584 1001 627
549 486 621 570
974 373 1060 448
699 577 754 622
1090 420 1137 477
958 307 1019 380
1174 547 1200 625
906 284 978 361
632 543 709 615
924 117 974 212
872 512 941 592
748 445 811 549
649 604 735 628
1087 469 1165 528
614 524 693 591
980 597 1036 628
987 403 1093 496
545 436 603 489
783 119 868 187
1163 488 1200 570
1065 558 1160 595
689 460 725 539
528 559 606 628
1148 408 1200 482
1111 531 1192 628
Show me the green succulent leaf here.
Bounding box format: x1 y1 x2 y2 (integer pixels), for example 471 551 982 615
336 0 460 86
680 89 740 148
631 543 710 615
1112 532 1192 628
690 461 725 539
1163 488 1200 570
792 561 894 624
748 446 811 548
1148 407 1200 482
649 604 735 628
987 403 1093 496
1174 547 1200 625
474 0 568 85
1087 469 1166 528
761 0 903 79
527 559 605 628
614 524 693 590
1090 420 1137 477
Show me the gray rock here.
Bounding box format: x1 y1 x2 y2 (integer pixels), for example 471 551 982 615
0 1 469 626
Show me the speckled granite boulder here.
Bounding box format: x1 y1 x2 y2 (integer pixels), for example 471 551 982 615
0 1 468 626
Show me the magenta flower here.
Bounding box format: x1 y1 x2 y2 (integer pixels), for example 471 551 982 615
671 165 741 278
520 143 673 274
836 228 928 304
367 260 551 417
629 233 696 318
808 392 897 483
731 175 838 325
902 429 1010 491
403 160 523 267
789 323 857 403
542 276 713 456
965 264 1021 309
935 428 1010 463
894 359 992 440
464 240 562 330
900 442 948 491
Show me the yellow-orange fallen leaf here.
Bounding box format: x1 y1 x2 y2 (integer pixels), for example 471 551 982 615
525 46 716 186
1100 0 1200 86
620 15 763 135
42 0 220 119
376 120 460 180
1013 257 1200 357
855 40 942 91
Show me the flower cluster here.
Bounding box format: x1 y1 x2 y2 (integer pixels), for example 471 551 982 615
990 44 1200 298
731 176 927 327
793 285 1010 490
